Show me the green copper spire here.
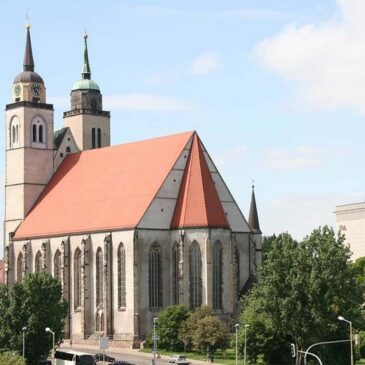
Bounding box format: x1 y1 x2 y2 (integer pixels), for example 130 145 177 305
82 32 91 80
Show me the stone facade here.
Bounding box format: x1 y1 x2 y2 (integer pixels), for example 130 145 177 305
4 27 262 346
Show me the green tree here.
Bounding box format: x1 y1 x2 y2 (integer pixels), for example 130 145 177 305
240 227 364 365
0 351 26 365
147 305 189 351
178 306 229 354
178 306 213 350
0 273 68 365
0 284 11 351
192 315 229 354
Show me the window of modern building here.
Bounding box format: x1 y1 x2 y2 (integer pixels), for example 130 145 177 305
189 241 202 309
96 248 103 307
172 242 180 305
74 248 82 309
212 241 223 310
149 242 162 308
118 243 126 309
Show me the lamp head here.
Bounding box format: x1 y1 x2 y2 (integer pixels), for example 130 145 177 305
244 324 250 328
45 327 50 332
235 323 240 328
338 316 344 321
22 327 27 331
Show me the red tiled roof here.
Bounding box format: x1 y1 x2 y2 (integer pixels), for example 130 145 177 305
171 133 229 229
14 131 194 239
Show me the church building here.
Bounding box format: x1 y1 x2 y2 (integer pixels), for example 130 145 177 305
3 25 262 346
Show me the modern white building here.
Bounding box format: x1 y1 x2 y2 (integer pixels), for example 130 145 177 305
335 202 365 261
3 25 262 347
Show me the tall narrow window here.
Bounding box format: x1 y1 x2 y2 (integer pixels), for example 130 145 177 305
235 246 240 296
212 241 223 310
92 128 96 148
96 248 103 306
38 125 43 143
54 250 61 282
189 241 202 309
118 243 126 308
97 128 101 148
74 248 82 309
12 126 16 143
172 243 180 305
149 242 162 308
35 251 42 273
32 124 37 142
17 252 23 281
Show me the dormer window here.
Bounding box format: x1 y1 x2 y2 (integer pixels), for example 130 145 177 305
31 117 46 147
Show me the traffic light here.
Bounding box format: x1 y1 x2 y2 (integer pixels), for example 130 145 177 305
290 343 296 358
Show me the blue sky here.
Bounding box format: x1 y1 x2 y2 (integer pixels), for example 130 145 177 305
1 0 364 255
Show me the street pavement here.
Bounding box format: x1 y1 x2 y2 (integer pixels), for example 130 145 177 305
59 343 209 365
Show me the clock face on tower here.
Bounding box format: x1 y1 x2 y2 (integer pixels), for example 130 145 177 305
31 83 41 96
14 84 21 97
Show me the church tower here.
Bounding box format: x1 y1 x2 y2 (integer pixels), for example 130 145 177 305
4 24 54 246
63 32 110 151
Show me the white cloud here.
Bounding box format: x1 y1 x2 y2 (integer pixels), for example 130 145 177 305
263 146 343 170
104 94 195 112
254 0 365 114
191 51 220 76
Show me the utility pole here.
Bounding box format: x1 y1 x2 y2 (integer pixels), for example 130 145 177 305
153 318 158 365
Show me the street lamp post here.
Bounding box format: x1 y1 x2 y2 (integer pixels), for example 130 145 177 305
338 316 353 365
22 327 27 359
244 324 250 365
235 324 239 365
153 318 158 365
45 327 55 364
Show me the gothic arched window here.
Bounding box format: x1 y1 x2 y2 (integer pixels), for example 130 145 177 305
17 252 23 281
97 128 101 148
189 241 202 309
54 250 61 282
32 124 37 142
172 242 180 305
92 128 96 149
35 251 42 273
96 248 103 307
38 125 43 143
149 242 162 308
74 248 82 309
235 246 240 296
118 243 126 309
212 241 223 310
31 118 46 144
95 310 104 332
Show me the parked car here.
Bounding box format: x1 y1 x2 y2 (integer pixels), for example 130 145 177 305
38 361 51 365
94 353 115 362
168 355 188 364
109 361 135 365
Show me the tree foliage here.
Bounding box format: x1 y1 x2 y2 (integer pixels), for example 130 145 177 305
0 273 68 365
0 352 26 365
178 306 229 353
239 228 365 365
147 305 189 351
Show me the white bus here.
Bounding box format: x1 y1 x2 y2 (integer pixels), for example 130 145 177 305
55 350 95 365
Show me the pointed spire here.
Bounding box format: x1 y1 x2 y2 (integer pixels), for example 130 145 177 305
248 183 261 233
81 32 91 80
23 24 35 72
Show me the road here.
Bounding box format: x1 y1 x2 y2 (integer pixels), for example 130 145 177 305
59 344 175 365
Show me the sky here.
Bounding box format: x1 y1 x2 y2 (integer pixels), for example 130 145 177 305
1 0 365 256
